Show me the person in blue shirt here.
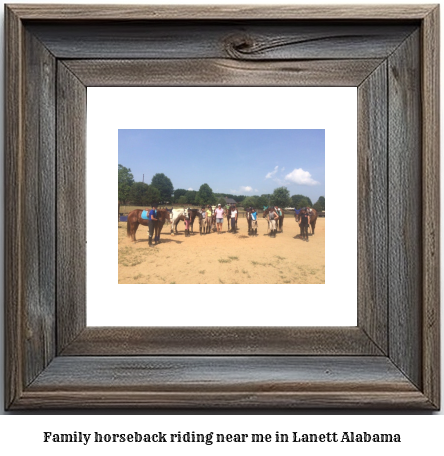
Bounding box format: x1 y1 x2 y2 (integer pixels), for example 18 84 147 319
250 207 258 236
148 204 158 246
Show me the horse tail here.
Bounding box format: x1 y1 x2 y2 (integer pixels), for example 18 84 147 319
126 211 132 237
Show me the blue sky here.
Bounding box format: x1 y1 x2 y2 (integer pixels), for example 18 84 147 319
118 129 325 202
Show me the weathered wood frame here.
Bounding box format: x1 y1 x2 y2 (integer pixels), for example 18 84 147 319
5 4 440 409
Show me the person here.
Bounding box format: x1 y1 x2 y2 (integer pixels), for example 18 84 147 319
184 208 191 237
268 206 278 238
200 206 206 235
206 205 213 234
299 208 310 242
215 203 224 234
230 205 238 233
147 204 158 246
250 207 258 236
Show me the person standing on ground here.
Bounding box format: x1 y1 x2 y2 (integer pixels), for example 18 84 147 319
184 208 191 237
200 206 206 235
268 207 278 238
231 205 238 233
299 208 310 242
250 207 258 236
215 203 225 234
148 204 158 246
206 205 213 234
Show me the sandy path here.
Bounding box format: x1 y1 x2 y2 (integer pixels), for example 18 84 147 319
118 216 325 284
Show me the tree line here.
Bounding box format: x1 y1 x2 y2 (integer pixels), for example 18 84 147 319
118 164 325 212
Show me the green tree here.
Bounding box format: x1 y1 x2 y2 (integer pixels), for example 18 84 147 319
173 188 187 203
270 186 291 208
177 195 187 205
216 196 227 206
151 173 174 203
241 196 257 209
314 196 325 211
291 194 313 208
261 194 272 207
185 190 197 205
129 182 161 206
296 197 311 209
118 164 134 220
196 183 215 206
256 195 268 209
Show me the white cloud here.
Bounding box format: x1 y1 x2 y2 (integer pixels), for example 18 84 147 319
240 186 253 192
284 168 320 186
187 187 193 191
255 189 258 192
265 165 279 179
281 167 285 171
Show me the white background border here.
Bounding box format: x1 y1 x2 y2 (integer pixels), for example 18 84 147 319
87 87 357 326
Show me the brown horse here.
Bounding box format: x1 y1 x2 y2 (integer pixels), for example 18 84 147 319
126 208 169 243
262 207 284 232
295 208 318 235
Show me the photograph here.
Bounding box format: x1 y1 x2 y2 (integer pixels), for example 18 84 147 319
118 129 325 285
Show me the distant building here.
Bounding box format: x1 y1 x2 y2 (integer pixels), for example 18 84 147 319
224 197 237 205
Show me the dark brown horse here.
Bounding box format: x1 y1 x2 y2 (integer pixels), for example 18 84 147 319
262 207 284 232
295 208 318 235
126 208 169 243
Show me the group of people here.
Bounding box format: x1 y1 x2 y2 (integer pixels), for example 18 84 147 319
198 203 238 234
142 203 312 244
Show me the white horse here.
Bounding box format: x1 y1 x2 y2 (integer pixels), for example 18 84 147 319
170 208 187 235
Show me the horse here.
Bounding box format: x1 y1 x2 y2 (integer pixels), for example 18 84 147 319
262 206 284 232
126 208 169 243
170 208 201 235
295 208 318 235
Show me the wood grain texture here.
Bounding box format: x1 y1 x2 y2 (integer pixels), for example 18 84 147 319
4 4 440 410
21 28 57 388
64 59 384 87
357 62 388 354
26 22 416 60
7 4 435 20
388 30 422 389
13 356 432 409
4 4 24 410
56 62 87 353
421 6 440 409
61 327 382 356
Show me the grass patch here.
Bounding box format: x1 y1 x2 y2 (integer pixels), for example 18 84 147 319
219 278 225 284
133 274 143 280
275 255 286 260
228 256 239 260
218 258 232 263
199 270 206 274
251 260 275 268
170 281 176 284
283 280 291 284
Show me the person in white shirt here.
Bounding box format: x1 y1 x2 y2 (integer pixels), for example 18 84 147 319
214 203 225 234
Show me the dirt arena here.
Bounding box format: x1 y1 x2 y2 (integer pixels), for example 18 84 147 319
118 215 325 285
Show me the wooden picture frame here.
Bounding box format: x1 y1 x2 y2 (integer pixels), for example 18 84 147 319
5 4 440 409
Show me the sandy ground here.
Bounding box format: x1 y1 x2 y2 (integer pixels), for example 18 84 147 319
118 216 325 284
